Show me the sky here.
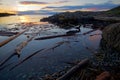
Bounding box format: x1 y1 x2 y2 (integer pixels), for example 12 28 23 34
0 0 120 15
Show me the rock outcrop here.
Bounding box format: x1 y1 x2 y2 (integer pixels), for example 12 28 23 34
102 23 120 52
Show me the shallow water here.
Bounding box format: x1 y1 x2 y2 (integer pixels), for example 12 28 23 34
0 15 102 80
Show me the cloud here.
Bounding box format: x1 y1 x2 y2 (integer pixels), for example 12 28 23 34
18 10 58 15
43 2 119 11
17 1 119 16
20 1 49 5
0 0 2 5
54 0 69 4
20 0 70 5
0 2 3 5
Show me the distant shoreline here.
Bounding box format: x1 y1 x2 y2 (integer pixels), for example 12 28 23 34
0 13 15 17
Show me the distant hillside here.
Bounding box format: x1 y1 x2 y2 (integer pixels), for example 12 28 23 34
0 13 15 17
40 6 120 29
105 6 120 17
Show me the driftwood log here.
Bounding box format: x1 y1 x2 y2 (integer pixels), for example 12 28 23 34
0 29 28 47
35 29 98 40
9 49 44 71
57 58 89 80
35 34 75 40
0 31 18 36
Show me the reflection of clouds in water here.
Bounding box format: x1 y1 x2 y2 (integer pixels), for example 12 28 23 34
89 30 102 42
89 35 101 41
0 24 102 80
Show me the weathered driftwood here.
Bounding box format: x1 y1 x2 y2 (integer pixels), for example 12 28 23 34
15 35 36 55
56 58 89 80
15 29 42 55
35 34 75 40
0 33 38 67
9 49 44 71
9 41 67 71
35 29 98 40
0 29 28 47
0 31 18 36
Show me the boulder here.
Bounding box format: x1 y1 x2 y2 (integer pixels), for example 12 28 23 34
102 23 120 52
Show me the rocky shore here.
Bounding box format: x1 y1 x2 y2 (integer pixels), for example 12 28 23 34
41 22 120 80
102 23 120 52
40 6 120 80
40 6 120 29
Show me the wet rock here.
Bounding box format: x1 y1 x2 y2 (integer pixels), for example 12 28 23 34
96 71 111 80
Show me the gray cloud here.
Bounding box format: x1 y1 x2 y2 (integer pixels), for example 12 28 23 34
20 1 49 5
43 2 119 11
18 10 58 15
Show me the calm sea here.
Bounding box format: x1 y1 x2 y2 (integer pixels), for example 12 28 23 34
0 15 102 80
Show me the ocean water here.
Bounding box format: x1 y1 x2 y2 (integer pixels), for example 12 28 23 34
0 15 102 80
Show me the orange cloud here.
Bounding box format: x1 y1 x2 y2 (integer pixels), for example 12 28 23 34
20 1 48 5
20 0 69 5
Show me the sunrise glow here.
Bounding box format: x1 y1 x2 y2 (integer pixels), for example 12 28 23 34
0 0 119 14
